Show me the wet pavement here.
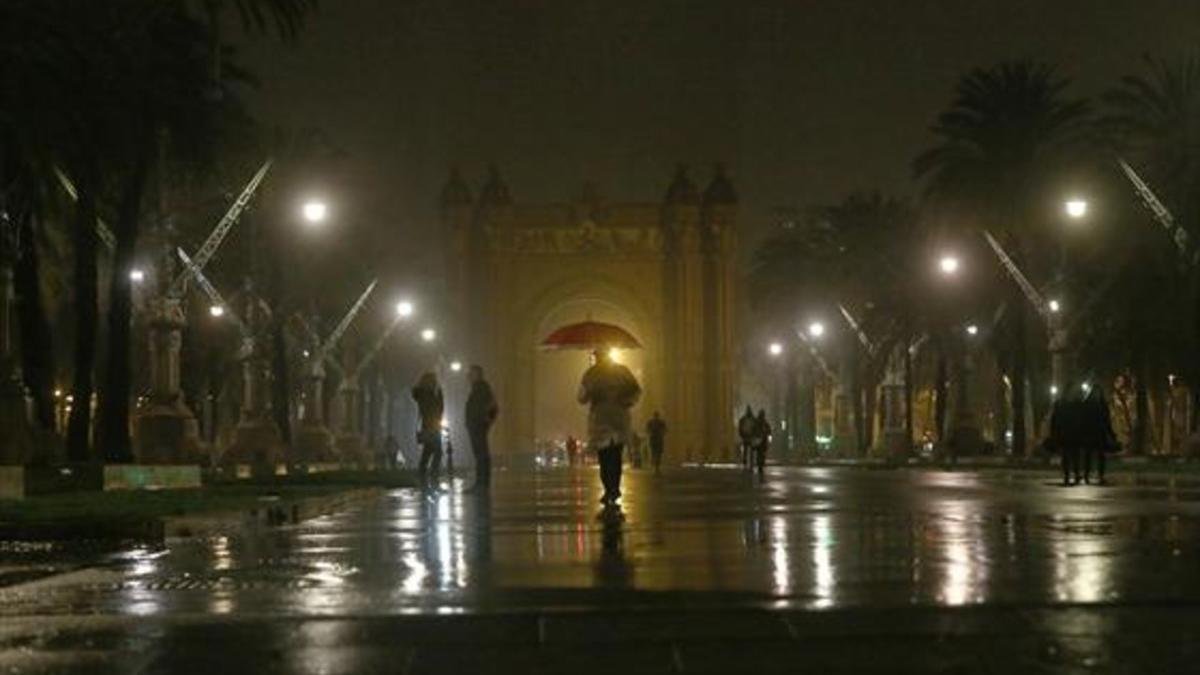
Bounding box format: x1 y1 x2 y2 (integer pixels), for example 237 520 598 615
4 465 1200 672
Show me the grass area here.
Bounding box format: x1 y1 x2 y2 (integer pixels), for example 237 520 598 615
0 470 415 526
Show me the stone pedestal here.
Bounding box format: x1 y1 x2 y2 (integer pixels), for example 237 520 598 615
220 337 283 476
294 360 336 465
134 297 201 464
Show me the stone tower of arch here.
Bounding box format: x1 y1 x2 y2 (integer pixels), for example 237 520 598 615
442 165 738 462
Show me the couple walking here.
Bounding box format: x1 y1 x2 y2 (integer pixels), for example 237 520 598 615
412 365 499 492
1046 382 1118 485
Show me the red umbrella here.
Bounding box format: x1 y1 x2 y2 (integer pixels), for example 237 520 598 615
540 320 641 351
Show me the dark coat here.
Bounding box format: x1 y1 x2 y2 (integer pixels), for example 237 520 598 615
465 379 499 430
412 384 444 435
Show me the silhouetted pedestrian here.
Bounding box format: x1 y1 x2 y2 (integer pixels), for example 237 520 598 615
464 365 499 493
1047 385 1084 486
1080 385 1118 484
646 412 667 474
737 406 757 469
578 349 642 505
412 371 444 490
754 409 771 476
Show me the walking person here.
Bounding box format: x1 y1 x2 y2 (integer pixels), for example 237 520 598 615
737 406 757 470
464 365 499 493
578 349 642 506
412 371 445 490
1080 384 1118 485
1047 383 1084 486
646 412 667 475
754 409 772 476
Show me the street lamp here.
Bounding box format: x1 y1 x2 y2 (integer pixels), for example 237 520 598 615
965 324 979 337
768 342 784 357
129 268 146 284
1064 198 1088 220
807 321 826 339
395 300 415 318
421 328 437 343
302 200 328 225
209 305 225 318
938 254 961 276
449 360 463 372
1048 299 1062 314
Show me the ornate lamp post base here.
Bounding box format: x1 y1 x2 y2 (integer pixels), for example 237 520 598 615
221 419 284 478
294 424 337 466
134 401 202 464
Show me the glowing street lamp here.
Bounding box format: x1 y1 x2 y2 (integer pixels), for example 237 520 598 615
768 342 784 357
395 300 415 318
209 305 225 318
449 361 463 372
129 268 146 284
302 200 328 225
938 254 961 276
1064 198 1088 220
807 321 826 339
421 328 437 343
965 324 979 337
1048 299 1062 314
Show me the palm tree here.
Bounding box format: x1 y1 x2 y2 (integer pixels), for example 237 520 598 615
1103 54 1200 437
751 192 926 455
914 60 1091 457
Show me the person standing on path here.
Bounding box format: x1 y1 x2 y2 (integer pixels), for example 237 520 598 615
646 412 667 474
578 349 642 505
464 365 499 493
754 409 772 476
737 406 757 470
1080 384 1117 485
1047 383 1084 486
412 371 445 490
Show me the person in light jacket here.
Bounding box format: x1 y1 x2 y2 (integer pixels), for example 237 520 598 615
578 349 642 505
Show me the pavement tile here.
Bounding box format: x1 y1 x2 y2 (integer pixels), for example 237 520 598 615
542 609 792 643
781 606 1031 639
677 637 984 674
409 644 678 675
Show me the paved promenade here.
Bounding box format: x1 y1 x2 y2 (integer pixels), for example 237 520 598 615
3 465 1200 673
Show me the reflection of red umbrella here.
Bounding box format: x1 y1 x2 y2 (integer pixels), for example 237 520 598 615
540 320 641 350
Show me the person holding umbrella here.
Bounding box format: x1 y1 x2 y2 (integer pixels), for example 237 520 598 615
578 348 642 506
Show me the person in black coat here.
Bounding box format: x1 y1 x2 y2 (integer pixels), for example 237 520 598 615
464 365 499 493
1079 385 1118 484
1047 387 1085 486
412 372 445 489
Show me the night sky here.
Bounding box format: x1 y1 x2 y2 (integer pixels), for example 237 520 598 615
241 0 1200 273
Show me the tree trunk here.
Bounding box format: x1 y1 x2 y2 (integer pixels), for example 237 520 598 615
97 147 150 463
850 353 866 455
13 208 55 432
903 344 914 453
934 343 948 442
1010 293 1029 457
66 178 99 462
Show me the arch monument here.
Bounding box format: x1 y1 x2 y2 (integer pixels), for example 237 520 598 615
442 165 738 463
